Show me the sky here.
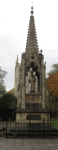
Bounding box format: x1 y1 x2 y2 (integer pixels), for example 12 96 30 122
0 0 58 92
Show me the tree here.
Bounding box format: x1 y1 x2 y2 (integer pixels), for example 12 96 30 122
46 71 58 99
46 63 58 118
46 71 58 116
47 63 58 78
7 93 17 121
0 67 7 95
0 94 11 119
0 93 17 121
0 84 7 95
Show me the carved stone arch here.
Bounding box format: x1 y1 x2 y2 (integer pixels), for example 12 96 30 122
26 60 40 73
25 60 41 93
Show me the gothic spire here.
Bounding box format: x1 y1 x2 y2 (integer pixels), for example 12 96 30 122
25 5 39 58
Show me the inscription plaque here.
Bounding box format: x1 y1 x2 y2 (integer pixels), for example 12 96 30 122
26 115 41 120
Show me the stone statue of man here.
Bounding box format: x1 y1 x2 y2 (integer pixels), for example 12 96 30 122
29 71 36 93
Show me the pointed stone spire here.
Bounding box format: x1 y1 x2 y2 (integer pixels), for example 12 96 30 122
40 49 43 54
17 55 18 63
25 5 39 58
16 55 19 66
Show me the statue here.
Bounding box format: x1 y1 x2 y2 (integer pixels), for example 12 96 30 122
29 71 36 93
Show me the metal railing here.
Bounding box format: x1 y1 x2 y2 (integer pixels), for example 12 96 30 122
0 117 58 139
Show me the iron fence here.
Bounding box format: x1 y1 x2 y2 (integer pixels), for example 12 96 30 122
0 117 58 139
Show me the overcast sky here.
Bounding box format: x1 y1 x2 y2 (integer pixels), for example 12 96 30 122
0 0 58 92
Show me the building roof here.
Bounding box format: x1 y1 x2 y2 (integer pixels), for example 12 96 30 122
7 88 15 93
0 88 15 97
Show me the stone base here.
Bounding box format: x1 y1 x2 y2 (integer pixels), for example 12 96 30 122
15 112 50 124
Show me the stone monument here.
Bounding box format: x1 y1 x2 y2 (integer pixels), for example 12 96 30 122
14 6 50 124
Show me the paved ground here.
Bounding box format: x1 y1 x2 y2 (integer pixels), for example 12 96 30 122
0 137 58 150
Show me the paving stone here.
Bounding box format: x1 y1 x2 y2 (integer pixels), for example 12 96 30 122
0 138 58 150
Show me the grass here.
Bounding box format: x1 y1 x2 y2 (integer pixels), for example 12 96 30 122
51 121 58 127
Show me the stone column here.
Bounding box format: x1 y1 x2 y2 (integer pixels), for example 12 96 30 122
28 71 31 93
16 113 20 124
23 59 25 85
17 89 22 108
40 58 43 93
46 87 49 107
21 86 25 109
41 57 43 66
35 76 37 93
26 76 29 94
42 65 45 85
41 63 46 108
21 57 25 109
14 55 19 97
40 73 41 92
42 84 45 109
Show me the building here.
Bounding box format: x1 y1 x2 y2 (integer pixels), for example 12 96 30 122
6 88 15 96
14 6 50 123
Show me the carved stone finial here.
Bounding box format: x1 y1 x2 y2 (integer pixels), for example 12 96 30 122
45 62 46 69
17 55 18 63
40 49 43 54
22 53 25 59
31 2 34 15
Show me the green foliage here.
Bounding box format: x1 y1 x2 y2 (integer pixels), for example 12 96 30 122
7 93 17 109
48 93 58 112
51 121 58 127
46 63 58 111
0 67 7 95
47 63 58 78
0 93 17 120
0 84 7 95
48 94 56 110
6 93 17 121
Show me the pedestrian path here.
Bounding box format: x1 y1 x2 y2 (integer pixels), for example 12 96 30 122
0 137 58 150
